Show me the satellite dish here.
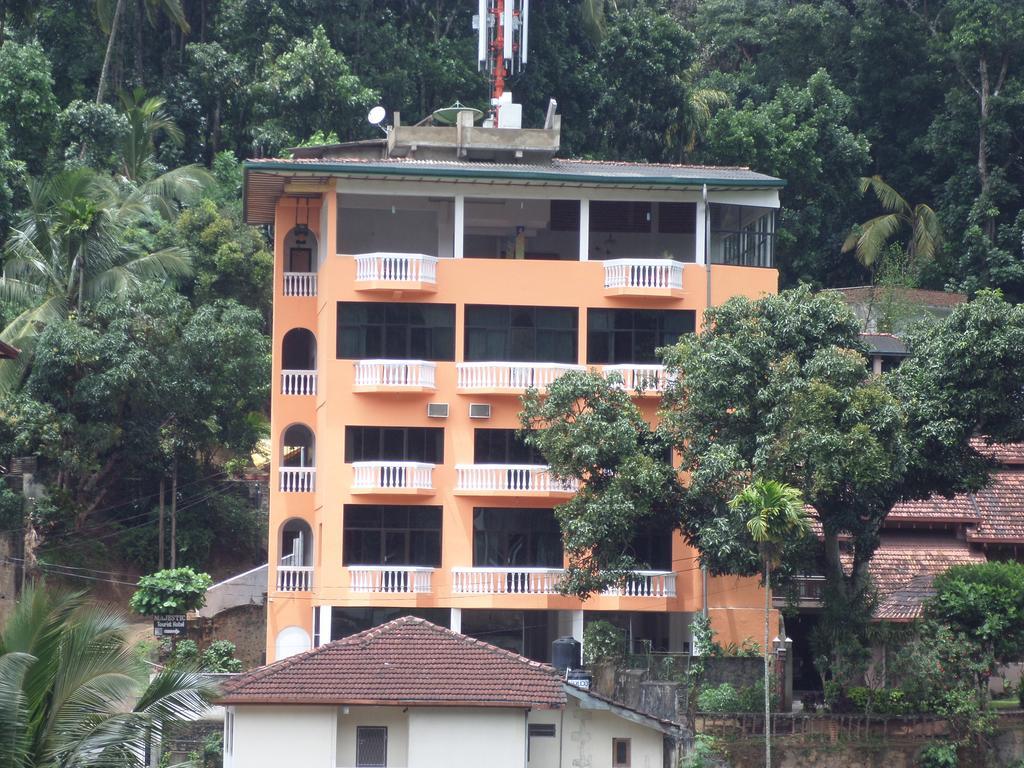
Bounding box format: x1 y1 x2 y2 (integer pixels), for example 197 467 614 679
432 101 484 126
367 106 387 126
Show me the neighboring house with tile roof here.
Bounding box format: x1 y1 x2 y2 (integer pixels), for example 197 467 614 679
833 285 966 336
219 616 683 768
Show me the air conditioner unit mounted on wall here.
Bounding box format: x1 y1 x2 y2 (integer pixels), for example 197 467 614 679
426 403 450 418
469 403 491 419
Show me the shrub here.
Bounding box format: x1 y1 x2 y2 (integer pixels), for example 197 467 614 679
917 741 958 768
697 683 741 713
583 620 626 665
202 640 243 673
130 567 212 615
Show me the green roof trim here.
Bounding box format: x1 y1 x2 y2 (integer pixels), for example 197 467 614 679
243 160 787 189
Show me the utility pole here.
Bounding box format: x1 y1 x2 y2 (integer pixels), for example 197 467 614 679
170 457 177 569
158 477 165 570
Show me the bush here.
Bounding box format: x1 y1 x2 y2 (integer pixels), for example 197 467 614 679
845 686 912 715
130 567 212 615
583 620 626 665
202 640 243 673
917 741 958 768
698 681 778 713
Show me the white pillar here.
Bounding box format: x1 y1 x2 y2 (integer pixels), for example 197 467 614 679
578 198 590 261
454 194 465 259
317 605 333 646
571 610 584 643
695 192 708 266
450 607 462 634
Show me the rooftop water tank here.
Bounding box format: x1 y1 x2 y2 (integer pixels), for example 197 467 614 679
552 636 581 674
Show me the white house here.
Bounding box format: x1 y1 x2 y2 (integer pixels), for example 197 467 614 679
218 616 683 768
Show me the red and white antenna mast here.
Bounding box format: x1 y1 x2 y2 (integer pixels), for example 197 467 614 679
475 0 529 124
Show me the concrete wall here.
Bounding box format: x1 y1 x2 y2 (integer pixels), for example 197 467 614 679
407 707 526 768
187 602 268 670
227 706 336 768
557 696 665 768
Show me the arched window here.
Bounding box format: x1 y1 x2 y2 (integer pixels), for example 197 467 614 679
275 626 311 660
280 518 313 567
282 328 317 370
282 424 315 467
284 226 318 273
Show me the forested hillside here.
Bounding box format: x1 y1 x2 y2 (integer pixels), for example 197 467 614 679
0 0 1022 578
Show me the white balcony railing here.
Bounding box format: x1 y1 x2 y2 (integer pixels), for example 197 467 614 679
602 571 676 598
603 364 670 393
455 464 578 494
772 575 826 607
349 565 434 594
352 461 434 491
283 272 317 297
457 362 584 391
452 567 565 595
355 253 438 284
603 259 683 291
353 360 437 389
281 369 317 395
279 466 316 493
277 565 313 591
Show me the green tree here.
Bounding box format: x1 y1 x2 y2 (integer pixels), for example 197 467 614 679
95 0 188 103
55 100 129 172
117 87 184 181
0 38 58 172
0 122 24 243
130 566 212 615
729 478 809 768
842 176 941 271
0 586 216 767
0 169 192 387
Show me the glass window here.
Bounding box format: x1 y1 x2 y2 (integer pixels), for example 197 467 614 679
473 508 563 568
345 427 444 464
612 738 631 768
710 204 775 268
337 302 455 361
356 726 387 768
591 201 651 233
587 309 695 364
473 429 544 465
343 505 442 567
465 305 578 363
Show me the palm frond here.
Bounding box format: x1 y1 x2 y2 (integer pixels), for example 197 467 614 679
862 175 910 216
910 203 941 263
851 213 902 268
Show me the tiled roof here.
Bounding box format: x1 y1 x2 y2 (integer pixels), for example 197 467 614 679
833 286 967 308
861 332 907 356
970 439 1024 466
887 493 980 523
875 573 938 622
218 616 565 708
967 470 1024 542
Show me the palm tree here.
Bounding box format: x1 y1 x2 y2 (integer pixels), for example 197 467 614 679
0 587 217 767
118 87 185 182
842 176 941 270
729 478 810 768
95 0 189 104
0 168 193 390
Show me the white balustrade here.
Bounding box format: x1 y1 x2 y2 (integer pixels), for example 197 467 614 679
355 253 438 284
603 259 683 291
283 272 317 296
279 467 316 493
353 360 436 389
352 461 434 491
455 464 578 494
457 363 584 391
603 364 670 393
281 369 317 395
276 565 313 591
349 565 433 594
602 571 676 598
452 567 565 595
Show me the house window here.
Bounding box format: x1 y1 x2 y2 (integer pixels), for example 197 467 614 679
337 302 455 361
473 508 563 568
343 505 442 567
474 429 544 465
612 738 631 768
591 201 651 233
356 726 387 768
465 305 578 363
587 308 695 365
345 426 444 464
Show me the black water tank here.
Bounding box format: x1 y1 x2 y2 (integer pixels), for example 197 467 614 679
552 636 581 673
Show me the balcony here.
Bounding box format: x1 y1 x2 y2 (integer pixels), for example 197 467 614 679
279 467 316 493
349 565 433 594
281 369 317 396
352 461 435 495
276 565 313 592
602 571 676 598
772 575 825 609
283 272 317 297
352 360 436 393
354 253 437 292
452 567 565 595
455 464 578 497
603 364 670 395
603 259 684 298
456 362 584 394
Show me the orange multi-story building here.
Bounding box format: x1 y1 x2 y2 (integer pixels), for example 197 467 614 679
242 109 784 663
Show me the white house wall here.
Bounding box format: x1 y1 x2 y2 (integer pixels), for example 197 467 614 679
407 707 527 768
528 698 666 768
228 706 336 768
336 706 410 768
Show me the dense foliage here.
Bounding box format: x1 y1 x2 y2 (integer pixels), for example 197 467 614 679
129 567 213 615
